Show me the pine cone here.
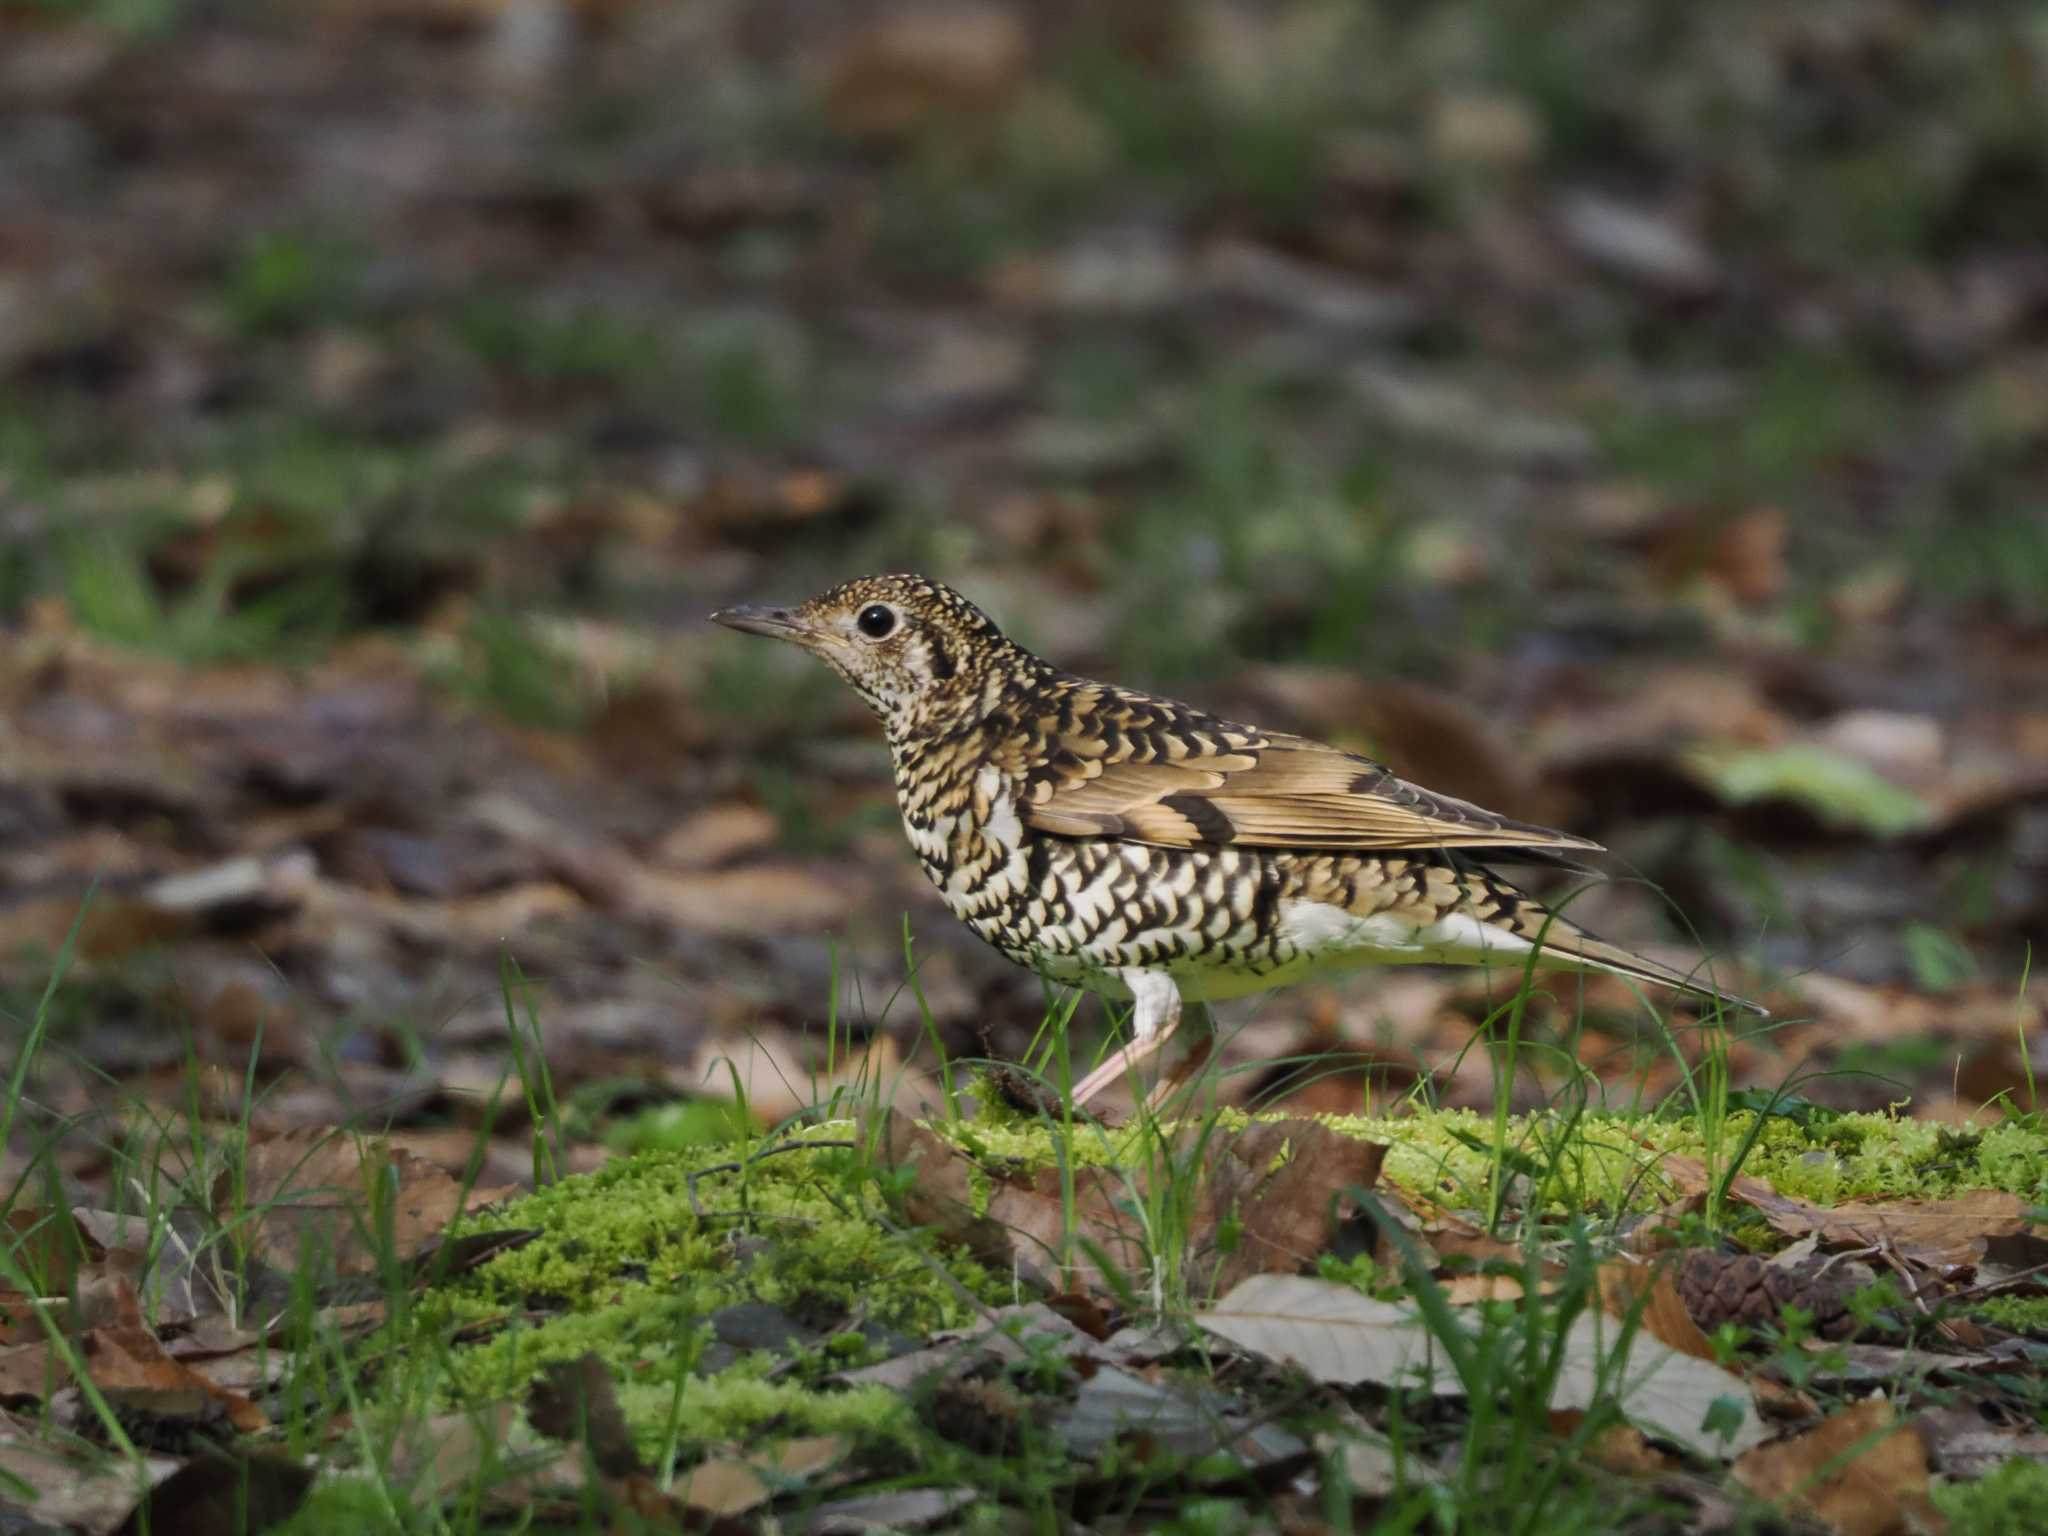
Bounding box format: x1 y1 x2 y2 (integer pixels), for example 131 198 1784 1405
1676 1249 1872 1341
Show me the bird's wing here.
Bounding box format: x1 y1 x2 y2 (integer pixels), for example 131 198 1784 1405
1019 710 1600 853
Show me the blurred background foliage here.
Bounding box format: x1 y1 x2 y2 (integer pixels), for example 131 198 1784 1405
0 0 2044 1110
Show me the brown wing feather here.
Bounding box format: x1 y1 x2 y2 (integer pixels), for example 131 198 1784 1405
1020 713 1600 853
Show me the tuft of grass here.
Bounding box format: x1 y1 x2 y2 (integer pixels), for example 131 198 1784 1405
1599 347 1905 507
18 0 189 37
1934 1456 2048 1536
62 529 349 667
219 229 373 339
1102 365 1415 687
455 290 666 391
696 638 845 743
681 320 822 451
437 608 599 732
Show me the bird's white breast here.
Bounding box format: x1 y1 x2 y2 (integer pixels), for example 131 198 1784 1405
979 765 1024 850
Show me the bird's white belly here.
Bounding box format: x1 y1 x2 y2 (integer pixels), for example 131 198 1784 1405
1035 896 1541 1005
1283 899 1526 957
1268 900 1534 974
1184 899 1538 998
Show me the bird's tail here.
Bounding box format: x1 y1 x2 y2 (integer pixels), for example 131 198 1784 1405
1464 870 1768 1017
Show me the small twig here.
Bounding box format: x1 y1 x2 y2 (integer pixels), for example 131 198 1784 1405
1861 1240 1942 1317
1813 1242 1883 1278
684 1138 856 1219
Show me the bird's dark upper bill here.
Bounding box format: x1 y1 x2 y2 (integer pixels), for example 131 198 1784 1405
710 604 806 639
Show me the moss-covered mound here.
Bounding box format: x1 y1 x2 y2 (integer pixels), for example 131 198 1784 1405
414 1100 2046 1461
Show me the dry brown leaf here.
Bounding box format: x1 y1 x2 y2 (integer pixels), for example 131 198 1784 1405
0 1340 64 1398
650 804 780 868
527 1353 646 1480
1795 976 1979 1047
0 1292 52 1347
1954 1037 2048 1109
869 1111 1384 1299
675 1457 773 1516
1598 1260 1719 1362
761 1433 852 1481
1197 1120 1388 1294
1372 1187 1525 1272
0 1274 264 1431
623 862 854 937
91 1327 268 1434
870 1106 1126 1292
982 1172 1145 1296
70 1212 221 1331
1623 1194 1709 1255
1197 1273 1459 1393
867 1110 1021 1270
86 1276 268 1434
388 1403 524 1505
116 1451 316 1535
1550 1411 1675 1477
1588 1421 1675 1477
0 891 187 966
1649 504 1787 605
1205 1271 1765 1456
824 1 1029 140
0 1438 181 1533
224 1129 516 1277
1657 1156 2032 1269
1733 1395 1944 1536
1442 1273 1528 1304
670 1031 822 1125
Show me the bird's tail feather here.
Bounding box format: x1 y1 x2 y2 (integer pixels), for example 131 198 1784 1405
1484 878 1768 1017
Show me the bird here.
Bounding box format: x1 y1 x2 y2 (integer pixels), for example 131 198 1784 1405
711 573 1760 1109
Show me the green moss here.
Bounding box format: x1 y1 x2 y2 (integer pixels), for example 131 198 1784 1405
968 1102 2047 1213
454 1129 997 1326
601 1097 755 1155
1935 1459 2048 1536
1964 1295 2048 1335
423 1127 997 1454
609 1368 908 1450
422 1107 2047 1455
1747 1114 2046 1204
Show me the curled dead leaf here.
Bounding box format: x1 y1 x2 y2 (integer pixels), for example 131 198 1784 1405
221 1129 516 1277
526 1353 647 1481
866 1110 1385 1300
1733 1395 1944 1536
1657 1156 2034 1270
1597 1259 1720 1362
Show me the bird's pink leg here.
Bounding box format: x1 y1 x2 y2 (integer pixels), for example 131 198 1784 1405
1068 969 1182 1107
1143 1005 1215 1113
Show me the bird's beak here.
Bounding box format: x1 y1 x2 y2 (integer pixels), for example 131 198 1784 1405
710 603 811 641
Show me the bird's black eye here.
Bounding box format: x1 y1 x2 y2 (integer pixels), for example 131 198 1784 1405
856 603 896 639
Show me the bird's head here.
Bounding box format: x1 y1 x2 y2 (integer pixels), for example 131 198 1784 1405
711 574 1023 739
